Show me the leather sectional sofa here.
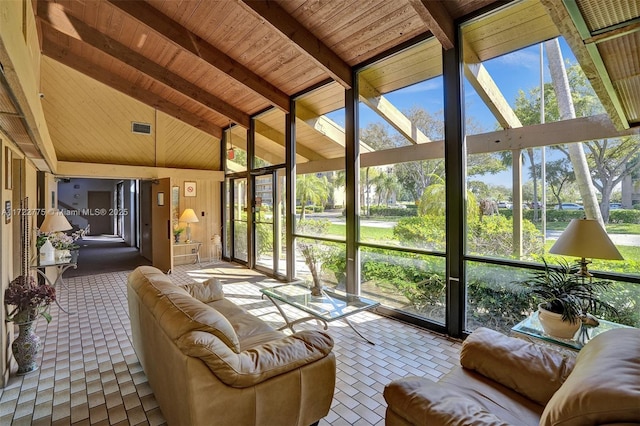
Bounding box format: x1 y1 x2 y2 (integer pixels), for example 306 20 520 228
384 326 640 425
127 266 336 426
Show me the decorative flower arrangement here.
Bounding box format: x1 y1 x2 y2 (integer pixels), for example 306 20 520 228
36 230 82 250
4 275 56 324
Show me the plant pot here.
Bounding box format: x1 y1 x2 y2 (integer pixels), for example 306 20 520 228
174 234 181 243
538 304 580 339
11 321 41 375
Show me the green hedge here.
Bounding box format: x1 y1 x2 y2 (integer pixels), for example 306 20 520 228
610 209 640 224
367 206 417 217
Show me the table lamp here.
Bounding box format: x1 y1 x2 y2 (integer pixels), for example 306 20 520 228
39 210 73 262
179 208 199 243
548 218 623 278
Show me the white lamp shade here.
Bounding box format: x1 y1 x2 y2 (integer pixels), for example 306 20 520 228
40 210 73 233
179 208 199 223
549 219 623 260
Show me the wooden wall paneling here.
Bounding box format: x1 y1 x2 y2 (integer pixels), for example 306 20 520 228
172 177 221 264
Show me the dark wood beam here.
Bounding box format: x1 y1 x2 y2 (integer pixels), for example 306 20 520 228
407 0 455 50
40 33 222 139
239 0 352 89
37 2 250 128
105 0 290 113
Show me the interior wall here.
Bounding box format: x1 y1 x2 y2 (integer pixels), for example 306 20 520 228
0 135 39 387
172 177 221 264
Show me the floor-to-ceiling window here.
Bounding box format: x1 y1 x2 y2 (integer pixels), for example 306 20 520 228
461 3 640 333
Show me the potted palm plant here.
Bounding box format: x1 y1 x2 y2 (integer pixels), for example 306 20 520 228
518 259 618 339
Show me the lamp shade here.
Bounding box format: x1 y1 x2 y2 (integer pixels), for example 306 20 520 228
40 210 73 233
549 219 623 260
179 208 199 223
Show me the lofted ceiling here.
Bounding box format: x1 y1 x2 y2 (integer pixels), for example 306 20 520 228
1 0 638 172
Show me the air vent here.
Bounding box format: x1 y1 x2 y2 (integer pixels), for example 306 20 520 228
131 122 152 135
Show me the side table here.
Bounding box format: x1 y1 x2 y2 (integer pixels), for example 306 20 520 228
173 241 202 266
511 311 631 350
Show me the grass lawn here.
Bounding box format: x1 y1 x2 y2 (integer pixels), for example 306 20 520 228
327 223 395 241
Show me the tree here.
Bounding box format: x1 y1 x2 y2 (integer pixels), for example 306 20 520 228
533 158 575 206
582 136 640 222
545 38 603 226
296 173 329 220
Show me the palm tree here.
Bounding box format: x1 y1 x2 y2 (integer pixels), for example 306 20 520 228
296 173 329 220
545 38 603 227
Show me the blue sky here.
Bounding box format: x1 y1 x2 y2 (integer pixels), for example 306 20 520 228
326 38 579 187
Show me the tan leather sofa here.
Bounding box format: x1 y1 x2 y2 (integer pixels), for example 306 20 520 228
127 266 336 426
384 327 640 426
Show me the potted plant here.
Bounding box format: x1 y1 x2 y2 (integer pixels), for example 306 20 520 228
518 259 618 339
4 275 56 374
173 226 185 243
297 219 331 296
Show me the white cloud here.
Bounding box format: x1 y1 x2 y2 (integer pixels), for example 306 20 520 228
393 80 441 95
492 50 539 70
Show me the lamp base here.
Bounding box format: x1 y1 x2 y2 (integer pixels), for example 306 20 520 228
576 257 592 279
185 225 192 243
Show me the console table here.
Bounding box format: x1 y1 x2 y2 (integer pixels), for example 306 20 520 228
31 251 78 314
173 241 202 266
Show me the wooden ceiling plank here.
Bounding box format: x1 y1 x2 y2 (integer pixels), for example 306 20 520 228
106 0 290 113
41 34 222 138
37 4 250 128
406 0 454 49
239 0 353 89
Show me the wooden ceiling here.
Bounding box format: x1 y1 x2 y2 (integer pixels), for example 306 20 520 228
9 0 636 171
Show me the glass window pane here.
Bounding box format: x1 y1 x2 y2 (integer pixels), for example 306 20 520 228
361 247 446 324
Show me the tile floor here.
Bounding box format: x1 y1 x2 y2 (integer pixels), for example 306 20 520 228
0 262 462 425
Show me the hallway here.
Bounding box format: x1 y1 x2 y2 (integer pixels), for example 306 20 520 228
65 236 151 278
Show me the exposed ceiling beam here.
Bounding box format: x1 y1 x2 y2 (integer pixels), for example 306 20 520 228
37 2 250 129
298 114 639 173
40 34 223 139
254 121 325 161
540 0 628 130
105 0 290 113
406 0 454 49
57 161 224 181
463 41 522 129
239 0 352 89
359 78 431 144
296 103 373 153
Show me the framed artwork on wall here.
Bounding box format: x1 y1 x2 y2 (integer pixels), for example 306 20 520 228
184 181 196 197
172 186 180 221
5 147 12 190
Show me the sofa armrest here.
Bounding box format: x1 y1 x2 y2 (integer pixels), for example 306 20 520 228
460 327 575 405
384 377 510 426
178 329 334 388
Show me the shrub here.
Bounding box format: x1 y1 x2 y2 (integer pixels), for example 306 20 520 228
468 215 544 259
609 209 640 224
368 206 417 217
393 216 446 251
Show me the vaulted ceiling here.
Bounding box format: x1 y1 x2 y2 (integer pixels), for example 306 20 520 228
1 0 639 172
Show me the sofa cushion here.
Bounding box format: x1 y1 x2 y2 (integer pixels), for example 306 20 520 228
384 377 511 426
460 327 575 406
177 329 334 388
155 291 240 353
540 328 640 426
181 278 224 303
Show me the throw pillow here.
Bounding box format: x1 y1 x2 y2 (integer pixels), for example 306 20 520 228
181 278 224 303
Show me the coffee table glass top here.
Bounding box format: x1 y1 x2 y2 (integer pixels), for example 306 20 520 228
512 311 631 350
260 284 380 322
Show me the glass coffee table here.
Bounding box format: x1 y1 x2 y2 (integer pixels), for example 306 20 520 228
260 283 380 344
511 311 631 350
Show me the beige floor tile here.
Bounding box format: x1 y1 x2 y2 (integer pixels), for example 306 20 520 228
0 263 461 425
